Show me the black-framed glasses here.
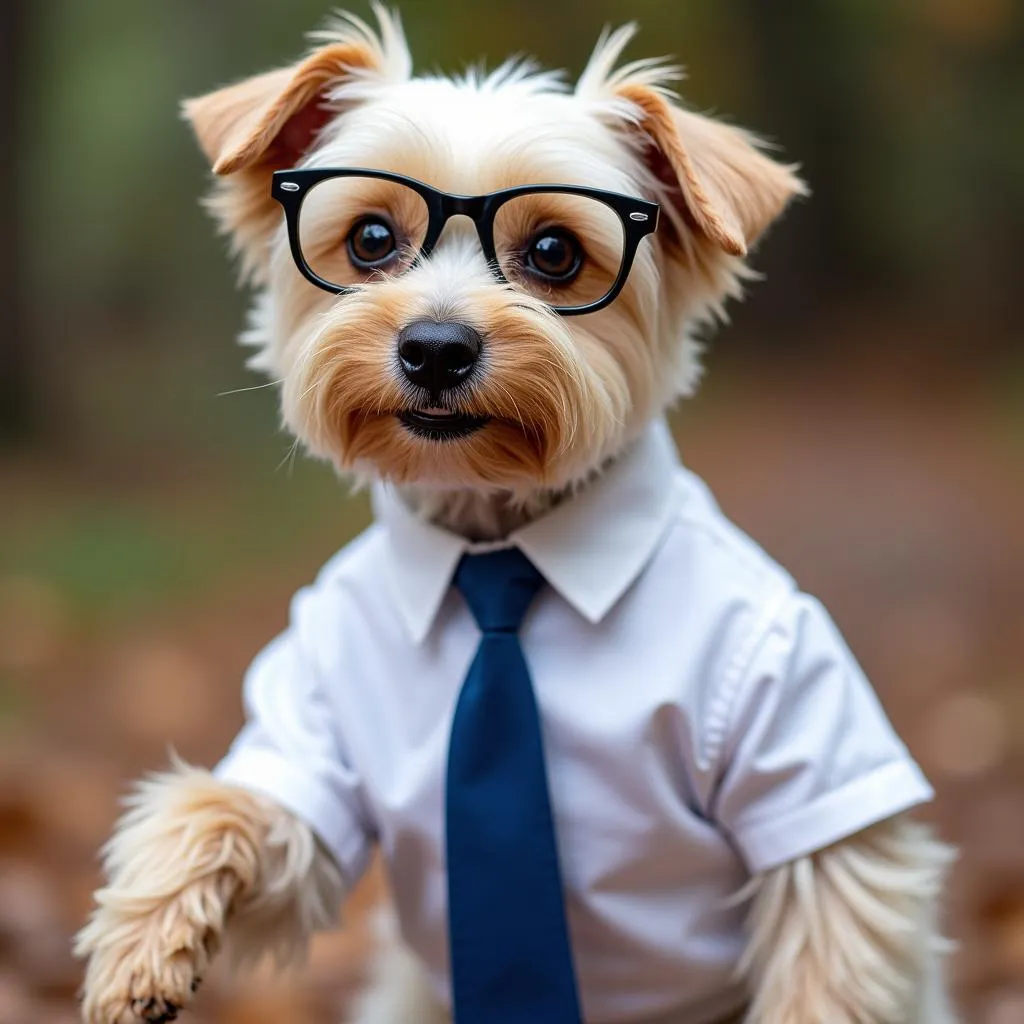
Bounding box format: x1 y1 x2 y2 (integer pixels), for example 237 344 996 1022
271 168 659 316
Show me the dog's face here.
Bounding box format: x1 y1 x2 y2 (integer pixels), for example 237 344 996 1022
185 8 803 498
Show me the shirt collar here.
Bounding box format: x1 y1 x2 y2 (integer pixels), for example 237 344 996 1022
373 420 684 644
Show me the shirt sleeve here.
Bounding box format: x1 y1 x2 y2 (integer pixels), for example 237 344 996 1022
214 584 375 887
711 591 934 874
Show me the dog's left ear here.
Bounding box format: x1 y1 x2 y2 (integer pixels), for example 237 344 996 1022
617 84 805 258
578 27 806 259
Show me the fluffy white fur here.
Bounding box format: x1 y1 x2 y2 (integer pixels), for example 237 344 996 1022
77 7 954 1023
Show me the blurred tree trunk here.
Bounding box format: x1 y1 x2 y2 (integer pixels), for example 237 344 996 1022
729 0 865 335
0 0 31 443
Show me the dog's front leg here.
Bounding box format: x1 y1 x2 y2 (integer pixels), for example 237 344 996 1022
739 814 957 1024
75 759 344 1024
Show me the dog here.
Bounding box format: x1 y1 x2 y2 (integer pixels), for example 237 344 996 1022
75 8 957 1023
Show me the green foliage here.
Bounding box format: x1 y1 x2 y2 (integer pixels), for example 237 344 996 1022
0 455 370 628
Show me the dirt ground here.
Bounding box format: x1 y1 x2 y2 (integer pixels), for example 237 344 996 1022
2 357 1022 1023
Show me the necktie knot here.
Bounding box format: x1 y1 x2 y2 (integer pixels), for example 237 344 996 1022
454 547 545 633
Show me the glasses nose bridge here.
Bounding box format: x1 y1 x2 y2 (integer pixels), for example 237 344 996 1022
431 193 495 267
442 193 487 222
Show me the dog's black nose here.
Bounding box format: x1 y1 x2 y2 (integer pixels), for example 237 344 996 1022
397 320 481 393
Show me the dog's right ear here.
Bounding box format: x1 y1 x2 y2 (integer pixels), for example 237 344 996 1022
182 6 410 283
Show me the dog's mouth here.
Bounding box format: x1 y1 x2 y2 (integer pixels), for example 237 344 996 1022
397 407 491 441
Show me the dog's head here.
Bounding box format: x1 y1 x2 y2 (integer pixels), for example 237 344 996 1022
184 6 804 498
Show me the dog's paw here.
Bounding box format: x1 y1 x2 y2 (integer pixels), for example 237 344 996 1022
77 890 221 1024
80 937 205 1024
129 972 203 1024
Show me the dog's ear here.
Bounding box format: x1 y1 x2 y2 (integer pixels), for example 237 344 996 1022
182 51 372 177
578 26 806 258
615 84 805 258
182 6 411 282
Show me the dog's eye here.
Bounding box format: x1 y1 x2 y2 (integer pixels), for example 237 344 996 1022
348 217 398 267
526 230 582 282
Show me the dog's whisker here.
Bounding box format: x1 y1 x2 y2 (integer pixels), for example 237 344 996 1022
216 379 283 397
275 437 301 474
488 380 527 431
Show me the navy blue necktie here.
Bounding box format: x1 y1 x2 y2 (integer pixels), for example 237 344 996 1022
446 547 582 1023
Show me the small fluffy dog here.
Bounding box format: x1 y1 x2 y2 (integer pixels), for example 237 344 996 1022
76 8 957 1023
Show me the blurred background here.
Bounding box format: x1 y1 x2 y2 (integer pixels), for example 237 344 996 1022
1 1 1022 1021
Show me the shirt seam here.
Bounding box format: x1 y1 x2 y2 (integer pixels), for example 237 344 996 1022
701 581 795 771
674 503 785 585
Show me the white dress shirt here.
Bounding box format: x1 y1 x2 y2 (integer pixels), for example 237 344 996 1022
215 420 933 1024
